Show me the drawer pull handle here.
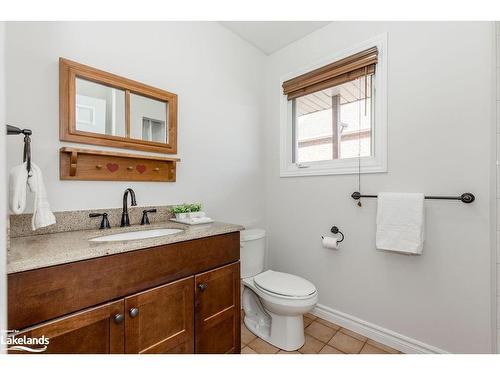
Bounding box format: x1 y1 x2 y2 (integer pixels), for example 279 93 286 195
129 307 139 318
197 283 207 292
113 313 124 324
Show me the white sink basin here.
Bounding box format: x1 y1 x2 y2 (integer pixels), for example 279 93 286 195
89 228 184 242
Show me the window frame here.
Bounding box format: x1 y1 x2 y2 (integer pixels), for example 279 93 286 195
280 34 387 177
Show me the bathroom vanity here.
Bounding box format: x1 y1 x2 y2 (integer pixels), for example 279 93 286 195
6 54 244 354
7 221 243 354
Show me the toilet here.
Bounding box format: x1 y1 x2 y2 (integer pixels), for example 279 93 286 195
240 229 318 351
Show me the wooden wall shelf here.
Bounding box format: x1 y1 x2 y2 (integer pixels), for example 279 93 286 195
60 147 179 182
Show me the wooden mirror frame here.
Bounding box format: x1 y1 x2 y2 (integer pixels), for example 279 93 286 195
60 58 177 154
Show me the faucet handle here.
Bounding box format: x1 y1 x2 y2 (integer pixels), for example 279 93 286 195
89 213 111 229
141 209 157 225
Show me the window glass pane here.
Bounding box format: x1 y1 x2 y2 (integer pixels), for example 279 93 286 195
293 75 373 163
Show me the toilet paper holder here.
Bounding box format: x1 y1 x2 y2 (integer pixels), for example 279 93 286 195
321 226 344 243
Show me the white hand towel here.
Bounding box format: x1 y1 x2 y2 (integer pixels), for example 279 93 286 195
376 192 425 255
9 162 29 214
27 163 56 230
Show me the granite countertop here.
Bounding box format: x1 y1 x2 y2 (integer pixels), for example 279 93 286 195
7 221 244 274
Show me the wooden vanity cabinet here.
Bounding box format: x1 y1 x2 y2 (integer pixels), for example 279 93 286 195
12 300 125 354
195 262 240 354
8 233 241 354
125 276 194 354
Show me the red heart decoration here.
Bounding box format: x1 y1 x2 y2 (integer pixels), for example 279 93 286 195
106 163 119 172
136 165 147 174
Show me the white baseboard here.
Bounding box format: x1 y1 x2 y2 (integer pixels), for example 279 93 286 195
312 304 448 354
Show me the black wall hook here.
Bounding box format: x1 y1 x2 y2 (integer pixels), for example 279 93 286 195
330 226 344 243
7 124 32 173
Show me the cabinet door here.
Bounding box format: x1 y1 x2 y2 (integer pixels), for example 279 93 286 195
9 300 124 354
195 262 240 353
125 276 194 354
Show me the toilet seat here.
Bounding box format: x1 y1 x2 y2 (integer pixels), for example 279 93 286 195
253 270 316 299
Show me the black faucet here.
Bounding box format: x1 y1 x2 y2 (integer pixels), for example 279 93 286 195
121 188 137 227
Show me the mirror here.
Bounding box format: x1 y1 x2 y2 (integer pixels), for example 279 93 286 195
60 58 177 154
75 78 126 137
130 93 168 144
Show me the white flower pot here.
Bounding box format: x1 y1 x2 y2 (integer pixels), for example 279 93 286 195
175 212 206 220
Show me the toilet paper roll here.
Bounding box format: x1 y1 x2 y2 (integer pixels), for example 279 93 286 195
322 236 339 249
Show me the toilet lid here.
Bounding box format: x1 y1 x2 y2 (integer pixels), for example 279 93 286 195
253 270 316 297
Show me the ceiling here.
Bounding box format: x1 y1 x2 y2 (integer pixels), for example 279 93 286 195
219 21 331 55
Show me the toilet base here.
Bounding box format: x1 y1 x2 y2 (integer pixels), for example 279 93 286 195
242 287 308 351
247 312 305 351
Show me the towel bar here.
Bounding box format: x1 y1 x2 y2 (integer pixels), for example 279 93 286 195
351 191 475 204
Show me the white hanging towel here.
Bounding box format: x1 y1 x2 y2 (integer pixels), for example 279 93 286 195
28 163 56 230
9 162 29 214
9 162 56 230
376 192 425 255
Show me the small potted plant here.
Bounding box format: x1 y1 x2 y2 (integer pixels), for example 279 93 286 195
171 203 204 220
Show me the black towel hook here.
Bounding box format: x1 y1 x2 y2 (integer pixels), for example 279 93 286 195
6 124 32 173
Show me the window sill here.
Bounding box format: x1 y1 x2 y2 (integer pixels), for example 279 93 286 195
280 157 387 177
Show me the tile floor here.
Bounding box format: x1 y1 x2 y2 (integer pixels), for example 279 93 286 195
241 311 401 354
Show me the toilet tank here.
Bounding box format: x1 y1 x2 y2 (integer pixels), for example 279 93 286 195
240 229 266 278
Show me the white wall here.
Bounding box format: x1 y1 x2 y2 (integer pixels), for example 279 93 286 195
263 22 494 353
495 21 500 353
5 22 265 228
0 21 7 354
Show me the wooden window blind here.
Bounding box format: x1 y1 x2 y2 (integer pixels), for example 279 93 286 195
282 47 378 100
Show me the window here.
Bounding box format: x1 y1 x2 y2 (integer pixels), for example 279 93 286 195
280 35 387 177
293 76 373 163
